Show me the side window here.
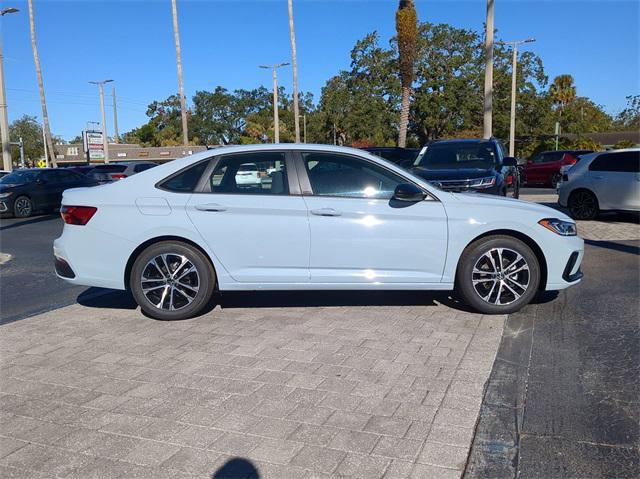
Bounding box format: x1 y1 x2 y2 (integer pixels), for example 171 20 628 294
160 161 209 192
57 170 82 182
41 171 59 183
303 153 407 199
134 163 156 173
590 152 640 173
208 152 288 195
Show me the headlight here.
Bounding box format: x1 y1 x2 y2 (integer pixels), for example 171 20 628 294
0 192 13 199
469 177 496 189
538 218 577 236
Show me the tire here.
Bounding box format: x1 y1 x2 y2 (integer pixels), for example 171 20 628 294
456 235 541 314
568 189 598 220
13 196 33 218
130 241 216 320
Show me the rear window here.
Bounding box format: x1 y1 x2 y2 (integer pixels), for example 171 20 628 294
159 161 209 192
134 163 157 173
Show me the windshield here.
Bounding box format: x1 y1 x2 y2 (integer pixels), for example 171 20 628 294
0 170 40 184
414 141 498 170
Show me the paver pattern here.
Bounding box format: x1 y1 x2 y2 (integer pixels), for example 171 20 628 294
0 300 504 478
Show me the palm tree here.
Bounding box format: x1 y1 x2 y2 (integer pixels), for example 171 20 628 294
395 0 418 148
171 0 189 146
287 0 300 142
27 0 56 166
550 74 576 119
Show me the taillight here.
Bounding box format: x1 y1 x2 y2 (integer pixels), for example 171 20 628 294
564 154 577 165
110 173 127 180
61 205 97 225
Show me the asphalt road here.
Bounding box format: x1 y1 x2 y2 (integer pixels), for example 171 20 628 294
0 214 109 324
466 239 640 478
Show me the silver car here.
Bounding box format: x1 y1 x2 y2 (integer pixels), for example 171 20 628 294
87 162 158 184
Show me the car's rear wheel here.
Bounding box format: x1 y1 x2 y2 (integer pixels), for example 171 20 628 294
13 196 33 218
130 241 216 320
456 235 540 314
568 190 598 220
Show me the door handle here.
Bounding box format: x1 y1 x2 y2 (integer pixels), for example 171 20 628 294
311 207 342 217
195 203 227 212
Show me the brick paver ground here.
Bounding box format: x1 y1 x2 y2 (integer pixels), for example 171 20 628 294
0 300 504 478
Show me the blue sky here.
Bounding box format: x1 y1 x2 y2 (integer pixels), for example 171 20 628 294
2 0 639 140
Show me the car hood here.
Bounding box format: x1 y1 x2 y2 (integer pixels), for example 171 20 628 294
0 182 24 191
411 167 497 180
450 191 573 221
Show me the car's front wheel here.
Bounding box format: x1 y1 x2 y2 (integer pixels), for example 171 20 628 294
456 235 540 314
13 196 33 218
130 241 216 320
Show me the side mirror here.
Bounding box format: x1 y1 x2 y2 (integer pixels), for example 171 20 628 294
502 157 518 167
392 183 426 202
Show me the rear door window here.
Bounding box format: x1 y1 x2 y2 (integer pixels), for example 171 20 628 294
159 161 209 192
208 152 289 195
589 151 640 172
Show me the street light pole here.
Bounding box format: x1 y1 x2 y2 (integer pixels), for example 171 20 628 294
260 63 289 144
498 38 536 157
171 0 189 146
0 7 19 172
89 79 113 163
112 87 119 143
482 0 494 139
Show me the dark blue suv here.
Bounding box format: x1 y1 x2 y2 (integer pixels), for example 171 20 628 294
411 138 520 198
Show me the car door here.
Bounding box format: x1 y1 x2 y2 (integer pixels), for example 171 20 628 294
35 170 64 210
588 151 640 210
526 152 562 184
296 151 448 284
186 151 310 283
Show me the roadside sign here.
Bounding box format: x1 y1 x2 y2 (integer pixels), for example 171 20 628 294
83 130 105 162
36 159 46 168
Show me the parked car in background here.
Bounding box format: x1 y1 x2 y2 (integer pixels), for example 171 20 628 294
410 138 520 198
234 162 261 186
363 147 420 168
0 168 98 218
0 170 10 179
54 144 583 321
558 149 640 219
524 150 593 188
87 161 158 184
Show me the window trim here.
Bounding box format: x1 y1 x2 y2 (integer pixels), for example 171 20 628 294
292 150 437 201
197 150 301 196
588 151 640 173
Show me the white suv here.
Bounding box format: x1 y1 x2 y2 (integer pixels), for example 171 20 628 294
558 149 640 219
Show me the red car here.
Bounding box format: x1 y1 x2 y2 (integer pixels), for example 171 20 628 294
523 150 593 187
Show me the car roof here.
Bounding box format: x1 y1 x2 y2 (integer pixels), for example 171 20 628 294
430 138 496 144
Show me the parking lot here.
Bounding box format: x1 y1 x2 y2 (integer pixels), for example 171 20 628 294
1 190 638 478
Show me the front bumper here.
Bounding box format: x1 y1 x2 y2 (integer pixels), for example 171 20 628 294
545 234 584 290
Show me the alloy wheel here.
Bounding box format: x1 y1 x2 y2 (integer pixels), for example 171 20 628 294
14 197 32 217
570 191 597 219
472 247 530 305
140 253 200 311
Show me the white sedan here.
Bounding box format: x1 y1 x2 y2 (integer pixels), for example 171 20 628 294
559 148 640 219
54 144 584 320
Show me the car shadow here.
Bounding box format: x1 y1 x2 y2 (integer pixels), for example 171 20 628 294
0 213 59 231
584 239 639 256
211 457 259 479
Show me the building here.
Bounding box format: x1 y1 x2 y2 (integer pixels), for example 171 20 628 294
53 144 209 165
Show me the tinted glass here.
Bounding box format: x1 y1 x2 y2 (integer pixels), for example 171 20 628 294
0 170 40 184
92 165 127 173
209 152 288 195
589 151 640 173
134 163 157 173
414 141 498 169
303 153 406 199
160 161 208 192
56 170 84 182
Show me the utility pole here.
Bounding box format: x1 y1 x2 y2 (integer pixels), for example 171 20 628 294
287 0 301 142
482 0 495 139
89 79 113 163
112 87 119 143
498 38 536 157
1 7 19 171
171 0 189 146
260 63 289 144
303 113 307 143
28 0 56 167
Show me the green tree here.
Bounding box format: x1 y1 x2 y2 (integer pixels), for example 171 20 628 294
9 115 44 166
395 0 418 147
549 74 577 127
614 95 640 131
